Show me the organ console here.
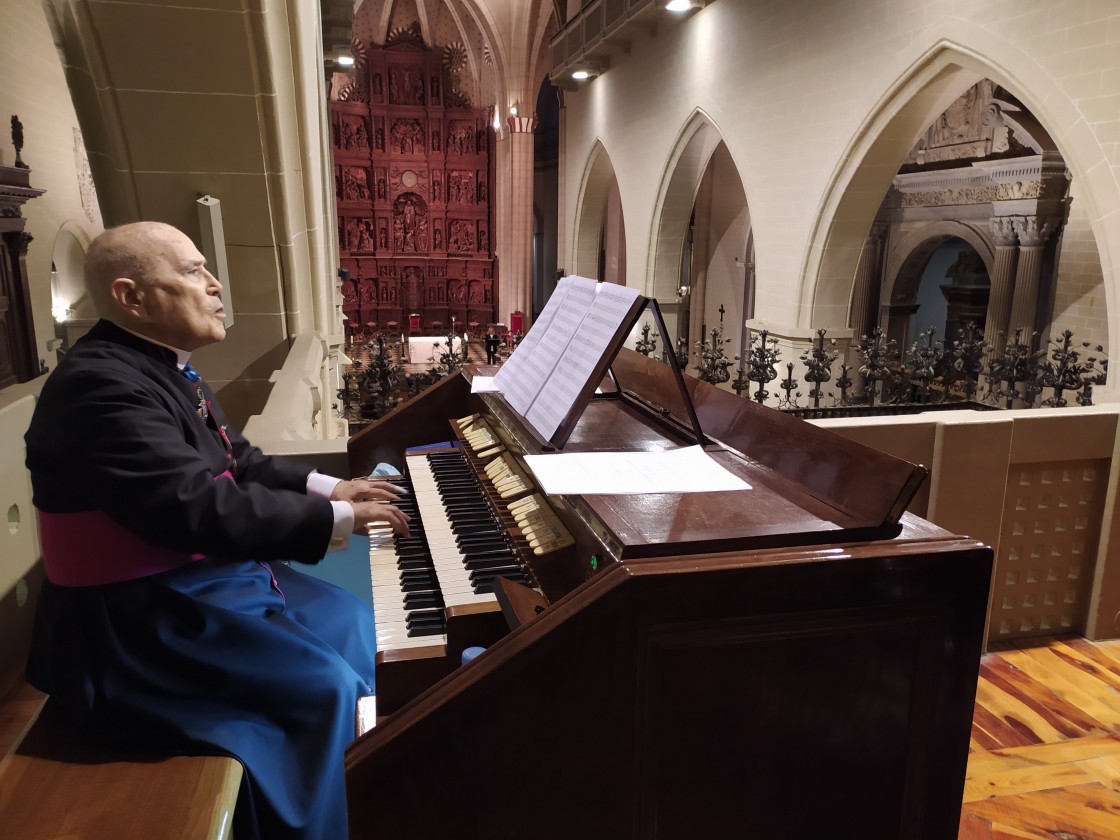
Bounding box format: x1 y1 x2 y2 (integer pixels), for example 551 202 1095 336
344 347 993 840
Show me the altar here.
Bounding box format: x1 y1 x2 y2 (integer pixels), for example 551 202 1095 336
407 335 462 364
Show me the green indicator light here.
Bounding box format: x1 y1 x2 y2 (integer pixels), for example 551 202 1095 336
589 555 599 570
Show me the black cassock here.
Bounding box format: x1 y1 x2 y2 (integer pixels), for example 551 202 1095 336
25 320 376 840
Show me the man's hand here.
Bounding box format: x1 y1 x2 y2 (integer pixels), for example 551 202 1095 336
333 479 411 537
350 500 411 537
331 478 405 503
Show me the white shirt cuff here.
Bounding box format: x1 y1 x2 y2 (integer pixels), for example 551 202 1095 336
327 500 355 552
307 470 342 499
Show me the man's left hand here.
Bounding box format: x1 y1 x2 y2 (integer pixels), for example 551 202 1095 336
331 478 406 503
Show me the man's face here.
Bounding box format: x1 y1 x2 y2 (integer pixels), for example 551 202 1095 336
138 229 226 351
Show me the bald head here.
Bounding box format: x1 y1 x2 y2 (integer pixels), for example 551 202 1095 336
84 222 227 351
85 222 182 318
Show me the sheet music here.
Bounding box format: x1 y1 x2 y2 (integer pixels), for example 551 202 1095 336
492 276 574 408
523 445 751 495
502 276 599 416
525 282 641 440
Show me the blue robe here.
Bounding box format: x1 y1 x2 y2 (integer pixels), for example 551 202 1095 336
25 319 375 840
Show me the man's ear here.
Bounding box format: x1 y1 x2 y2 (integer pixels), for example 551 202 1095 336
109 277 145 319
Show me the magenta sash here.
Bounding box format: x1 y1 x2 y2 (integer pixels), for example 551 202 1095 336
38 471 235 587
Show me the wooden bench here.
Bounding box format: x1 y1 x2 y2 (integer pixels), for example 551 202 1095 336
0 565 242 840
0 678 241 840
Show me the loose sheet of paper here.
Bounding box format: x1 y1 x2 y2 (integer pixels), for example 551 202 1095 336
523 445 752 495
470 375 500 393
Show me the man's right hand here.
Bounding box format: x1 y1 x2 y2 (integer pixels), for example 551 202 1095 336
351 500 411 538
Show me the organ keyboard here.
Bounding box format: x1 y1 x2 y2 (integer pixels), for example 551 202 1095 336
344 348 993 840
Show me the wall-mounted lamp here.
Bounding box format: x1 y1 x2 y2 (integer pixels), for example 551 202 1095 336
196 195 236 329
677 284 691 298
337 55 355 67
51 300 71 323
572 70 592 80
666 0 693 11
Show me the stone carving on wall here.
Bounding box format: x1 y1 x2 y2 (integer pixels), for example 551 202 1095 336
390 119 425 154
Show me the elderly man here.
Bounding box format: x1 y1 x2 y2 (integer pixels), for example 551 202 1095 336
25 222 408 840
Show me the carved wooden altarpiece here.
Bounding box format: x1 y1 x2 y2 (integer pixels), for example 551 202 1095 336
331 30 495 340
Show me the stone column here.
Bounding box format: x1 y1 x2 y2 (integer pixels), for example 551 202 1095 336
984 216 1020 354
1008 216 1054 343
849 222 886 343
498 115 536 328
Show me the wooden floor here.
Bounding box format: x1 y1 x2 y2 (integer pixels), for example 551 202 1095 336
960 635 1120 838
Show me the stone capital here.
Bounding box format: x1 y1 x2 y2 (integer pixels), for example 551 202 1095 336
1012 215 1054 247
989 216 1019 246
507 115 537 134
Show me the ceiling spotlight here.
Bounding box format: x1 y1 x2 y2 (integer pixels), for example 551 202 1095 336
572 70 591 80
337 55 355 67
666 0 693 11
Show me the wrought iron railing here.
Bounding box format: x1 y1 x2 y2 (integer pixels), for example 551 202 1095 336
636 320 1108 416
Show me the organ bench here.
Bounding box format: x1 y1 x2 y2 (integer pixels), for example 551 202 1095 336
0 566 241 840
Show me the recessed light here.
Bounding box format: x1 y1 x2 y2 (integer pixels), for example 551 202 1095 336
666 0 692 11
572 70 591 80
338 55 355 67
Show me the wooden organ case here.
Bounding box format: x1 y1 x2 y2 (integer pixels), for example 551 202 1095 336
344 349 993 839
330 31 496 341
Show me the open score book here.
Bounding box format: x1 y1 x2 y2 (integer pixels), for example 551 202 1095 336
491 275 644 445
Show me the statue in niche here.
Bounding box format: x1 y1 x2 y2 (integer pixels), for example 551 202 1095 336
378 225 388 250
478 180 487 203
432 128 441 151
354 120 368 148
434 227 443 250
484 285 492 304
342 121 354 149
380 284 389 302
433 175 441 202
377 178 386 200
392 193 428 254
375 128 384 150
468 283 482 304
373 74 383 98
345 219 357 251
361 282 376 303
357 221 374 253
478 227 488 254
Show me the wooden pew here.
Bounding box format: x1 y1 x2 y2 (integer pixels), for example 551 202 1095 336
0 563 241 840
